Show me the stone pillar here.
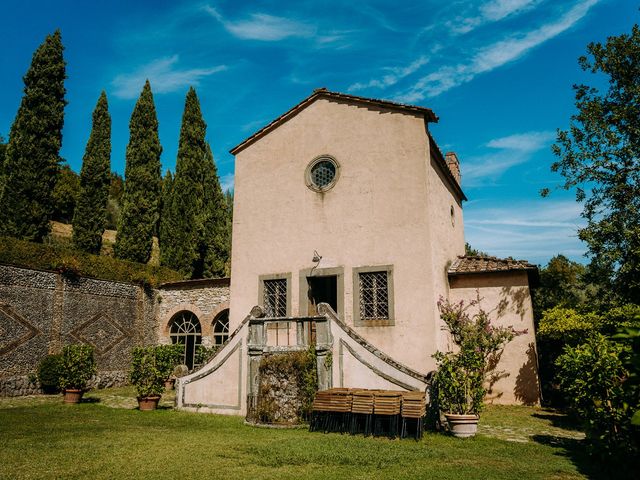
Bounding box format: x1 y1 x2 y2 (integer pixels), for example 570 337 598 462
48 274 64 354
314 317 332 390
247 312 266 420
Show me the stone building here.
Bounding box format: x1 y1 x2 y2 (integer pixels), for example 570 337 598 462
175 89 541 415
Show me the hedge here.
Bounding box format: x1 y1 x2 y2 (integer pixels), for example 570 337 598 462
0 236 183 287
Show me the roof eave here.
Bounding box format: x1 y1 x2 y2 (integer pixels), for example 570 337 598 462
230 89 439 156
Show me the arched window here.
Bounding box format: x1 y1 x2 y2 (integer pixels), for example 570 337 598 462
169 311 202 370
212 309 230 346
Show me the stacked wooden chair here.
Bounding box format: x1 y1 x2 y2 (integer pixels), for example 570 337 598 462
373 390 403 438
400 391 427 439
350 390 375 436
311 388 427 439
309 388 353 433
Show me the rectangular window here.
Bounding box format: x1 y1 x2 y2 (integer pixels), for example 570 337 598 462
359 271 389 320
353 266 394 326
263 278 288 317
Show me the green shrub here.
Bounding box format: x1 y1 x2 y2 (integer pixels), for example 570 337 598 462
194 345 219 368
154 344 183 380
130 346 180 398
555 333 639 456
0 235 183 287
537 305 640 406
537 307 601 343
37 354 63 394
59 345 97 391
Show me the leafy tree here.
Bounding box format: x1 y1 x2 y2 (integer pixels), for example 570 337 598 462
114 80 162 263
464 242 488 257
106 172 124 230
160 88 227 278
543 25 640 304
0 30 67 241
51 163 80 223
532 255 591 315
72 92 111 254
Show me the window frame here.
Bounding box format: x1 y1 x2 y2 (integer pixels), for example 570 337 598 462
353 265 395 327
304 155 341 193
258 273 292 318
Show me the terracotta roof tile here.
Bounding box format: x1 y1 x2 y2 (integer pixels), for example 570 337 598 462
448 255 537 276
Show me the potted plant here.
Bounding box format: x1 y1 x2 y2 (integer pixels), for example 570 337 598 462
431 297 523 437
59 344 97 404
130 345 181 410
155 344 183 390
130 346 164 410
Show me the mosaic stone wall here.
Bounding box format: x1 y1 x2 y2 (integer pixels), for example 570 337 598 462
0 265 154 396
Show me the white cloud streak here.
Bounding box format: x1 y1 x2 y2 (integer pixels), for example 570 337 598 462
450 0 543 35
348 56 429 92
397 0 600 101
462 131 554 185
464 199 586 263
112 55 227 99
204 5 315 41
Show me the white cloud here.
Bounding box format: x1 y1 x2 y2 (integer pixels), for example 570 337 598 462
464 199 586 263
112 55 227 99
486 131 555 151
348 56 429 92
462 130 554 184
397 0 600 100
450 0 543 35
204 6 315 41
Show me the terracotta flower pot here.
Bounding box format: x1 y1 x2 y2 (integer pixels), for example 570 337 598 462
63 388 84 404
137 395 162 411
444 413 479 438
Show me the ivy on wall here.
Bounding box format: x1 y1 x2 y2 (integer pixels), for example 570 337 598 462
256 346 318 424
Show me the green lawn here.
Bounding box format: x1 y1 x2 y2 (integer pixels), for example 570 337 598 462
0 388 625 480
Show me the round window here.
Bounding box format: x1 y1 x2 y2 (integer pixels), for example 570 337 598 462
305 156 340 192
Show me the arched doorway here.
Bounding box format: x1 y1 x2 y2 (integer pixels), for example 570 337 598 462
169 311 202 370
212 309 230 346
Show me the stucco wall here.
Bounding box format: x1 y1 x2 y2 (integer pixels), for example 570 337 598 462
230 97 464 374
448 271 540 405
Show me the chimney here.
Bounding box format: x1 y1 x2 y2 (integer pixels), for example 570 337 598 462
445 152 461 185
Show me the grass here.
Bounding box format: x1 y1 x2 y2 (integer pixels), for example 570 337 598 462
0 389 627 480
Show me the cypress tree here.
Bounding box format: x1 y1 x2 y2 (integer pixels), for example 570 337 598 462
158 169 173 256
0 30 67 241
114 80 162 263
160 87 227 278
72 92 111 253
202 143 229 278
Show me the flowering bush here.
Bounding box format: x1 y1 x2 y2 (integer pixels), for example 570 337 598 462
431 297 524 415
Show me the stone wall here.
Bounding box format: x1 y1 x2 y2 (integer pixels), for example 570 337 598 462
156 278 230 347
0 265 156 395
0 265 230 396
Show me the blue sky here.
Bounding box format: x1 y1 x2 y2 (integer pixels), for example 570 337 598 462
1 0 637 265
